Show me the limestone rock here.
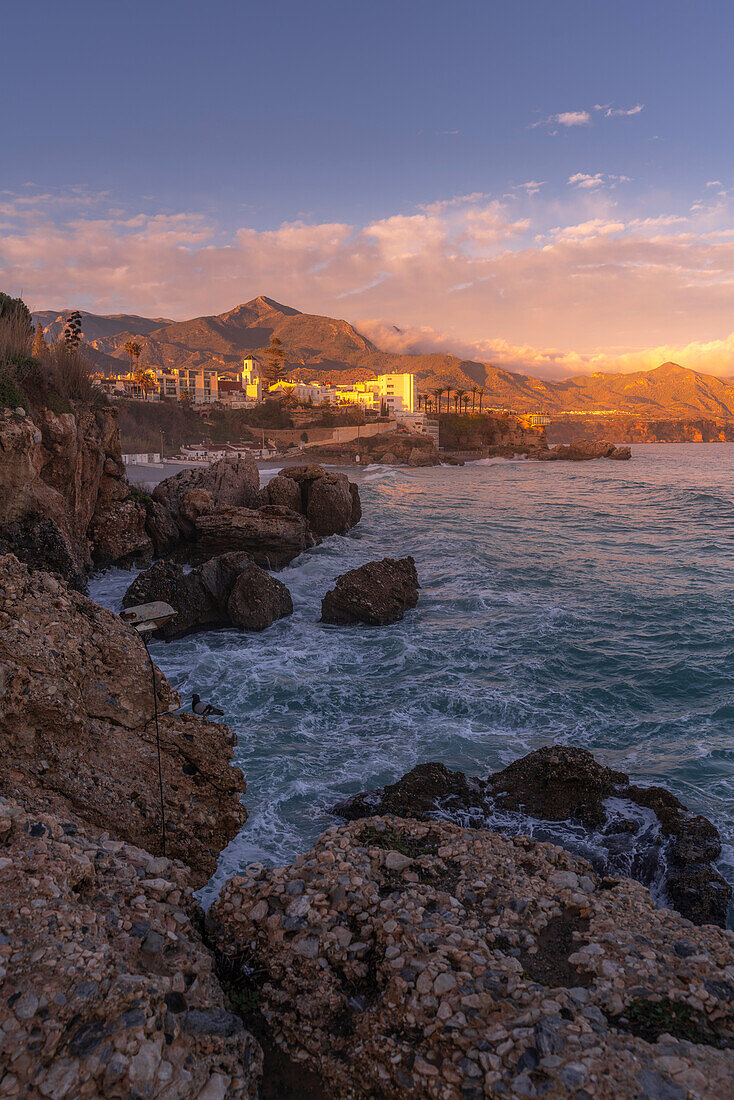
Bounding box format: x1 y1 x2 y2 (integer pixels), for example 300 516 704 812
272 464 363 538
0 797 262 1098
145 498 180 556
123 553 293 638
332 746 731 927
321 556 420 625
194 505 318 568
0 405 152 584
264 474 302 513
408 447 439 467
211 817 734 1100
0 554 246 886
537 440 632 461
152 454 263 541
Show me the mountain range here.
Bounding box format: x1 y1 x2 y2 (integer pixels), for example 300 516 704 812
32 296 734 418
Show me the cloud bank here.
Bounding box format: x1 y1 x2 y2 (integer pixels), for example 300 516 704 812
2 185 734 380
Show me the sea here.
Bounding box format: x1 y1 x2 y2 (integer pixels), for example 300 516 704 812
91 445 734 920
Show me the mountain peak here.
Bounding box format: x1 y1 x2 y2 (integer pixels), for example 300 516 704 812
238 295 301 317
654 361 687 374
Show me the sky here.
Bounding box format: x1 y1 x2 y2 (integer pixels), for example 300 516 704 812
2 0 734 378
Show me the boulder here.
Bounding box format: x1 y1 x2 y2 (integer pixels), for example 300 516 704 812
332 746 732 927
380 451 399 465
152 454 263 540
321 556 420 625
145 498 180 556
273 464 363 538
264 473 302 513
538 440 632 461
88 497 151 568
0 554 246 885
211 817 734 1100
0 797 262 1099
408 446 439 467
123 553 293 639
194 505 318 568
0 513 84 588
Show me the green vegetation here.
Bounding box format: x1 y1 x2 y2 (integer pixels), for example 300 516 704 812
614 997 723 1046
359 825 438 858
128 485 154 510
0 294 99 414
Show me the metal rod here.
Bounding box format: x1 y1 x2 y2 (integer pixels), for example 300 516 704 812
144 639 167 857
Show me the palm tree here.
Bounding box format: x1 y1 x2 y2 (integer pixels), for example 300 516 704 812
471 385 478 413
417 393 424 411
124 340 141 372
477 388 485 413
432 387 443 414
454 389 466 413
462 394 471 414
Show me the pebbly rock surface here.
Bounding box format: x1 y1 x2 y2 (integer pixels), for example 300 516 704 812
150 455 263 547
265 464 362 537
122 553 293 639
211 817 734 1100
333 747 732 927
0 554 245 887
536 440 632 461
321 556 420 625
194 505 318 569
0 796 262 1099
0 405 151 586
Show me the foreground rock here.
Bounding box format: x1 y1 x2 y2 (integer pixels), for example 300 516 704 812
334 747 731 927
122 553 293 639
212 817 734 1100
0 796 262 1098
0 405 151 586
0 555 245 886
321 557 420 625
536 440 632 461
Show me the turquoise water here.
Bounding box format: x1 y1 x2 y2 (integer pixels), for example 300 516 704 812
92 446 734 912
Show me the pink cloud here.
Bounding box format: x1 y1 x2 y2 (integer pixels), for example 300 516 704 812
4 189 734 379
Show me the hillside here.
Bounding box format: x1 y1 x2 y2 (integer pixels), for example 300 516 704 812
32 297 734 417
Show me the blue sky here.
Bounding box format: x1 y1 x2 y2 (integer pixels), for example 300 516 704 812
3 0 734 376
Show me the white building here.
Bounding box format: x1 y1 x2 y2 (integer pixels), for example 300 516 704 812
267 373 417 414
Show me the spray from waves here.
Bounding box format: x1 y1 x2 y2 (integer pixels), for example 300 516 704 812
430 794 672 907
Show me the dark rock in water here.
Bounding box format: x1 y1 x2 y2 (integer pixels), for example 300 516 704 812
332 746 731 927
334 762 484 820
264 474 303 513
193 505 318 569
536 440 631 462
122 552 292 639
0 514 86 590
321 556 419 625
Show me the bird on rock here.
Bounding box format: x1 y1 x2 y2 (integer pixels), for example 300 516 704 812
192 693 224 718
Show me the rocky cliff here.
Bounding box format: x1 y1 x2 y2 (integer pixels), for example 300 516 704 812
0 554 245 885
0 404 151 587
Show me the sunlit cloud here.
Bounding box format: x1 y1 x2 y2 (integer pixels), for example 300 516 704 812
4 185 734 381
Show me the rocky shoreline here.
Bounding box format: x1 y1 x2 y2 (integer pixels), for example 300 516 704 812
0 400 732 1098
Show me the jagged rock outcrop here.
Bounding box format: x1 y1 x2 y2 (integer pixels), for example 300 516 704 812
194 505 318 569
536 440 632 461
265 464 362 537
0 796 262 1099
0 406 151 586
211 817 734 1100
150 454 263 547
0 555 245 886
321 557 420 625
333 747 732 927
122 553 293 639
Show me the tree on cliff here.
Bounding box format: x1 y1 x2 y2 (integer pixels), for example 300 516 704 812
62 311 83 350
0 293 33 358
32 323 48 358
124 341 142 372
264 336 286 388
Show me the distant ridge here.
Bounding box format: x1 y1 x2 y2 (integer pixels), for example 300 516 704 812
31 298 734 417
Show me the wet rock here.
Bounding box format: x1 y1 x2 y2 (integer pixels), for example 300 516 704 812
0 514 84 589
122 552 292 638
321 556 420 625
0 554 246 885
0 797 262 1098
332 746 731 927
264 473 303 513
536 440 632 461
212 816 734 1100
272 464 363 537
